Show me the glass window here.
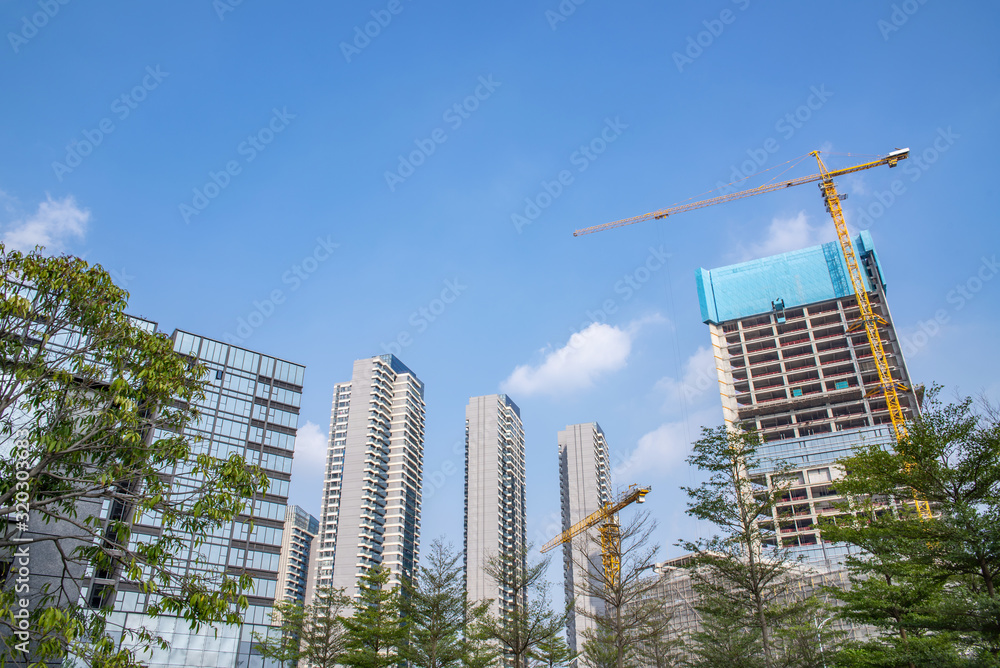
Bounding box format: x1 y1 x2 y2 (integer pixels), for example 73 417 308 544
174 332 200 356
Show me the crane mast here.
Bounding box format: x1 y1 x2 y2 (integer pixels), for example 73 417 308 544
811 151 908 441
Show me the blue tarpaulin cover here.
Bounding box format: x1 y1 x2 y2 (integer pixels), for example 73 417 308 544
697 231 884 324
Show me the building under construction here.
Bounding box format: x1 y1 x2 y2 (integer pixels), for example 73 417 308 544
696 230 919 566
638 553 865 664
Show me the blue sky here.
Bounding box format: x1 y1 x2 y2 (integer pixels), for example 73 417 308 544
3 1 999 592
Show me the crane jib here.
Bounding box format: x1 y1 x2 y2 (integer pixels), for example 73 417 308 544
573 149 910 237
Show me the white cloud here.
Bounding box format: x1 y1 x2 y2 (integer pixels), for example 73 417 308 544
291 420 328 470
654 346 717 408
843 173 869 197
2 194 90 253
613 409 718 482
286 420 329 517
501 319 657 397
736 211 834 261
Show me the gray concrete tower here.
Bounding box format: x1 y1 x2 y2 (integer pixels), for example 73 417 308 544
313 355 425 597
558 422 612 655
464 394 526 620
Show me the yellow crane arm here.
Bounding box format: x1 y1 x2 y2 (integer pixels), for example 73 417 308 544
572 149 909 237
540 485 650 553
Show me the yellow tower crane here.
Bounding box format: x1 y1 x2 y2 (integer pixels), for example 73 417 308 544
541 485 650 589
574 148 931 519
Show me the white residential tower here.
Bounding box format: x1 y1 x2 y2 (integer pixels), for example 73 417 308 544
464 394 526 620
558 422 612 655
313 355 425 597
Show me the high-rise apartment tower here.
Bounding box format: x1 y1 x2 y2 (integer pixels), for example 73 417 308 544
313 355 425 597
276 505 319 606
558 423 612 656
464 394 526 620
697 231 918 565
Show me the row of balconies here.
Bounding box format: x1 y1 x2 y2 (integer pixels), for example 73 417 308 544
730 322 894 362
723 297 876 336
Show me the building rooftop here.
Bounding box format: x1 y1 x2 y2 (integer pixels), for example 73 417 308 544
377 353 416 377
696 230 886 324
499 393 521 419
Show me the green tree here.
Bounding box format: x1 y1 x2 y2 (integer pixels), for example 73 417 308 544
254 599 307 668
822 390 1000 665
638 622 682 668
820 514 960 668
680 425 811 668
302 586 353 668
475 546 568 668
529 634 576 667
772 595 844 668
254 586 352 668
572 511 671 668
461 611 501 668
341 565 407 668
684 597 761 668
403 538 467 668
0 246 269 665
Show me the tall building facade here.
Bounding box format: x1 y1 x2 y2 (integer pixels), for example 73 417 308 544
558 423 612 656
276 505 319 606
464 394 526 620
108 330 305 668
696 231 919 565
313 355 425 597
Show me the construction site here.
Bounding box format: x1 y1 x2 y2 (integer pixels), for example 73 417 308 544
549 148 936 665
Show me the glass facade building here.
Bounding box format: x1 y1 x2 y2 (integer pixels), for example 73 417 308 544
101 331 305 668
